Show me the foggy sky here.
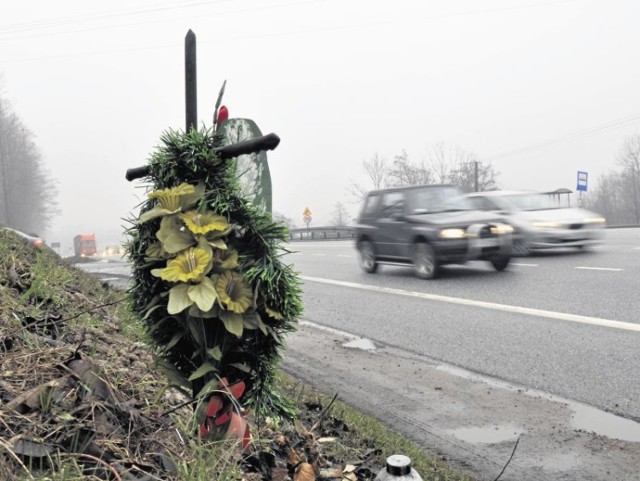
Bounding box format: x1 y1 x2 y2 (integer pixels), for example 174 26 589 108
1 0 639 254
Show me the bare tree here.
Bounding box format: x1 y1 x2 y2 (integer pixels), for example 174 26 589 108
616 134 640 223
584 133 640 225
387 149 431 187
0 95 58 234
349 152 389 201
350 143 499 208
330 201 350 226
272 211 295 229
427 142 455 184
585 171 627 224
425 142 499 192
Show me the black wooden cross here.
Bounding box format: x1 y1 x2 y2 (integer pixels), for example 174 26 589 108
125 30 280 182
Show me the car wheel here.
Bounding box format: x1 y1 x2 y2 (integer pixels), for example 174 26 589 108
413 242 438 279
512 238 530 256
490 255 510 271
358 241 378 273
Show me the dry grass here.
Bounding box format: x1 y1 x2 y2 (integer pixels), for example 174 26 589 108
0 229 473 481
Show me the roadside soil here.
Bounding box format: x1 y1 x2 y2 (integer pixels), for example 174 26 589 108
282 321 640 481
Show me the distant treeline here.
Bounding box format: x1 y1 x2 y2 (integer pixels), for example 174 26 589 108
584 135 640 226
0 93 58 235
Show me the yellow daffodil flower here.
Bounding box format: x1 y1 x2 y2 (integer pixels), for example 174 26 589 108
180 210 230 236
151 246 212 283
215 271 253 314
213 248 238 271
138 182 205 223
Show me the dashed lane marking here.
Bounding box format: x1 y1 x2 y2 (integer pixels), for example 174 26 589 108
575 267 623 272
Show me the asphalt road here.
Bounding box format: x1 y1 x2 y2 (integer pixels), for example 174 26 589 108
75 228 640 420
287 228 640 421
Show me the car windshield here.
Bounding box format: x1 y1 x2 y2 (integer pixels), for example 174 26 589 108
502 193 561 211
406 186 474 214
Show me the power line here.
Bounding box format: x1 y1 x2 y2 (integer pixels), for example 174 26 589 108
0 0 578 43
485 113 640 161
0 0 232 35
0 0 323 42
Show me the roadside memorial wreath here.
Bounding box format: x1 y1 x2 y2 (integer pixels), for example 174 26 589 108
125 81 302 449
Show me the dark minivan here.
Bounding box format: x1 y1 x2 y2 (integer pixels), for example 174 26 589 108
355 184 513 279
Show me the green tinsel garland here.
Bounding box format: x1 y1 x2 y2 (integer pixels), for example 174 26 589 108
125 127 302 418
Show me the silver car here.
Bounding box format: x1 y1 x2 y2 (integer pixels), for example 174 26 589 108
465 191 606 255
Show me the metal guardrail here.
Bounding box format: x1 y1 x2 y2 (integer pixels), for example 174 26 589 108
287 223 638 241
289 226 356 241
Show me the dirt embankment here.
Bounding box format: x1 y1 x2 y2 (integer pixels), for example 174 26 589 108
1 229 468 481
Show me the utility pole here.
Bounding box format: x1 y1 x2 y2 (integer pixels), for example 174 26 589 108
474 161 479 192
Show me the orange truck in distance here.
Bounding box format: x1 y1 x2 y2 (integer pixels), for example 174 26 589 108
73 234 97 257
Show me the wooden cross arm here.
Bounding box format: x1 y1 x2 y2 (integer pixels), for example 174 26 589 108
125 133 280 182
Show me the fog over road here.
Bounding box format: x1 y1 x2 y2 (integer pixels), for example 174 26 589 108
75 228 640 480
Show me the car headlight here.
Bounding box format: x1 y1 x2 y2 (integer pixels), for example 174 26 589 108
583 216 606 224
532 221 562 228
439 228 466 239
490 224 514 235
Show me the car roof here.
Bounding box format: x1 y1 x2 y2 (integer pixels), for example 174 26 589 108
366 184 456 195
467 190 540 197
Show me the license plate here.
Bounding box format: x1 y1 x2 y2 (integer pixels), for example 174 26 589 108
477 238 499 248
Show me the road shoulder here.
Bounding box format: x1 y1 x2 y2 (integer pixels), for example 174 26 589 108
282 322 640 481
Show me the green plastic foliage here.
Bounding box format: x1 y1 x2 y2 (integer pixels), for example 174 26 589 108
126 128 302 416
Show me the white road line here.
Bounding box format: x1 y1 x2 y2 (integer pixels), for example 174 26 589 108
575 267 623 272
510 263 539 267
301 276 640 333
312 253 326 256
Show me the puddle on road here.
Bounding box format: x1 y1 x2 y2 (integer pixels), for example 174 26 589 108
571 404 640 443
447 424 524 444
436 362 640 443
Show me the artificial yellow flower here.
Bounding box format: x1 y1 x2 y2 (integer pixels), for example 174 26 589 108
156 215 195 254
151 246 212 283
138 182 205 223
180 210 230 236
265 306 284 320
215 271 253 314
149 182 195 210
145 242 169 260
213 248 238 271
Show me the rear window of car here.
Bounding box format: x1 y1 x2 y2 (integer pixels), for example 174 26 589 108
361 193 381 217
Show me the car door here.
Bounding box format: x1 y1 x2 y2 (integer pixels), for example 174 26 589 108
375 191 410 259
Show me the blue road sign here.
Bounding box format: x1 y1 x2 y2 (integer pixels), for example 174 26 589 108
577 171 588 192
